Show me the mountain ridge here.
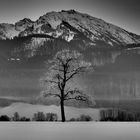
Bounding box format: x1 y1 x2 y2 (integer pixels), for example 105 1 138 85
0 9 140 47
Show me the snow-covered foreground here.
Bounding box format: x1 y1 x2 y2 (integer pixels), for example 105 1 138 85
0 103 100 120
0 122 139 140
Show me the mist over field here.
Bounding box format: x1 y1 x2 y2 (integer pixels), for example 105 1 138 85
1 48 140 111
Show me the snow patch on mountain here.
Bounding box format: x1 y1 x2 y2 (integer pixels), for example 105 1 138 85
0 23 20 39
35 10 140 45
65 31 75 42
108 41 113 46
15 18 34 31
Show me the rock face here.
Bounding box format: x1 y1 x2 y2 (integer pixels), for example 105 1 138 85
0 10 140 46
15 18 34 32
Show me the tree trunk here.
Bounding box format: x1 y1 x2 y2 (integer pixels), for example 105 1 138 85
60 99 66 122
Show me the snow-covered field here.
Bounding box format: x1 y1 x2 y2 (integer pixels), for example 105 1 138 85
0 103 100 120
0 103 139 140
0 122 139 140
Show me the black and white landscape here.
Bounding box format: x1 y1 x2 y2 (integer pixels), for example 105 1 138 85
0 0 140 139
0 9 140 120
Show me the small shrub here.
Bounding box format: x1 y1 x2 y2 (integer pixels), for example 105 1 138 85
79 114 93 121
69 118 76 121
46 113 57 121
69 114 93 122
32 112 57 121
12 112 20 121
0 115 10 121
32 112 46 121
20 117 30 121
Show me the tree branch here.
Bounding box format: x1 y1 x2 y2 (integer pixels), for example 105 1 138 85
44 93 61 98
57 57 64 66
64 95 88 102
56 74 63 90
55 74 63 80
65 58 73 66
45 80 58 84
52 67 64 72
64 89 82 98
66 67 85 82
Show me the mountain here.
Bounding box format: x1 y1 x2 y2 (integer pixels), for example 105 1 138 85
0 23 19 39
0 18 34 39
0 10 140 66
0 9 140 46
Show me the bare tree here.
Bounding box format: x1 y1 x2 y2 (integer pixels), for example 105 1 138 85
12 112 20 121
41 50 94 122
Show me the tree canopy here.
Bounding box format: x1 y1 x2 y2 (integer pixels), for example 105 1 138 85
40 49 95 121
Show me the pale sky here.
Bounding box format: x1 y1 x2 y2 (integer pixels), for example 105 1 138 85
0 0 140 34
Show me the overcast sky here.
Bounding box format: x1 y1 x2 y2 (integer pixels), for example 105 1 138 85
0 0 140 34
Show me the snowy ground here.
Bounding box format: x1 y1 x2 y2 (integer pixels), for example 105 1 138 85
0 122 140 140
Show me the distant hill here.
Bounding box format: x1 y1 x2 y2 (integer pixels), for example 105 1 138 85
0 102 101 121
0 98 24 107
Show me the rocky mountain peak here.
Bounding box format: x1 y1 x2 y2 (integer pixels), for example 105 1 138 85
15 18 34 31
0 10 140 46
61 9 77 14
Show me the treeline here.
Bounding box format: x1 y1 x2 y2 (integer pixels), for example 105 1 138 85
100 109 140 121
0 112 57 121
69 114 93 121
0 112 93 122
125 43 140 49
1 109 140 122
